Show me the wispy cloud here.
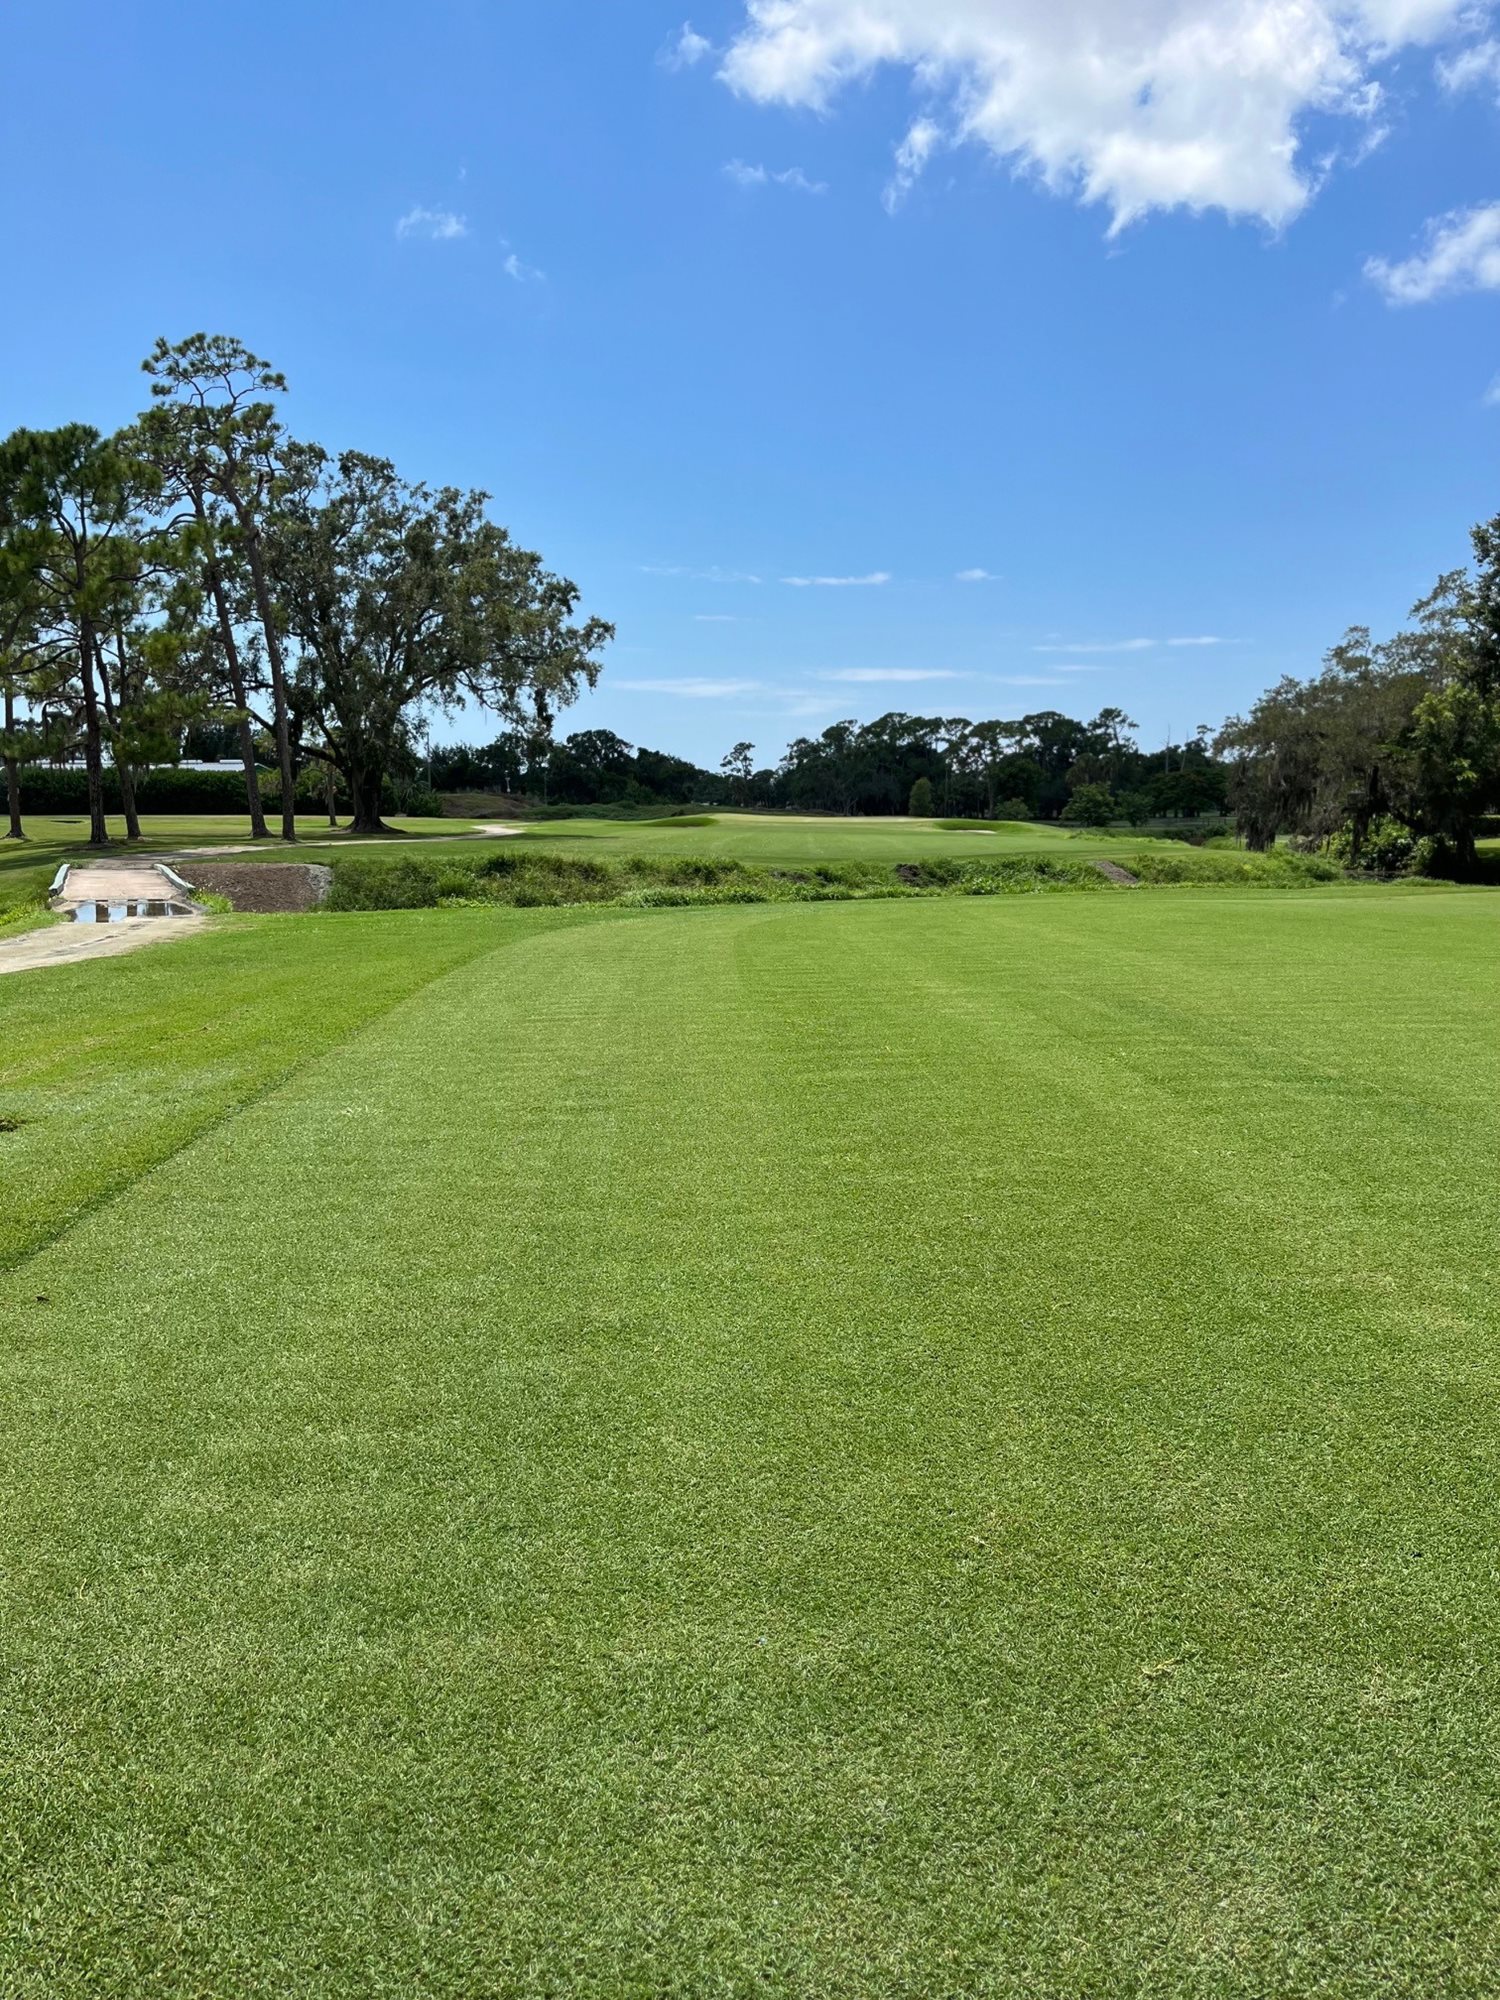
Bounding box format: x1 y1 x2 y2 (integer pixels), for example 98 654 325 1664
396 206 468 242
955 567 998 582
694 613 740 623
1167 634 1229 647
884 118 941 213
724 160 828 194
783 571 891 587
1438 38 1500 97
617 677 763 698
818 667 962 683
1034 638 1154 654
642 563 762 584
503 249 544 283
1366 203 1500 305
1485 375 1500 408
659 20 711 70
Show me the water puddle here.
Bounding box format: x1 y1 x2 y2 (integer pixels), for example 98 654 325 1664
66 901 196 924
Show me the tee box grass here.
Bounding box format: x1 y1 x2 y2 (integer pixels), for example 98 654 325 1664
2 885 1498 1992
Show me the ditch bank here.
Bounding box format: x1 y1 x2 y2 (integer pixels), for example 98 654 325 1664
321 846 1346 914
172 862 333 913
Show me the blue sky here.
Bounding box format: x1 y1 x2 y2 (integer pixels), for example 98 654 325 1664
3 0 1498 770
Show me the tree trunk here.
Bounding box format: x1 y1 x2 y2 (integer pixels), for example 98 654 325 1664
3 689 22 839
101 634 142 842
347 763 391 836
199 524 268 839
325 762 339 827
78 617 109 847
238 518 298 842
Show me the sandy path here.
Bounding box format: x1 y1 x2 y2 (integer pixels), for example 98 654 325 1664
0 913 209 978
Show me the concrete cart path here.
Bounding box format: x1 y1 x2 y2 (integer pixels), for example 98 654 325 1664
0 912 209 978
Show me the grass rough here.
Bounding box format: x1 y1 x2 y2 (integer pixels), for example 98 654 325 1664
322 844 1350 911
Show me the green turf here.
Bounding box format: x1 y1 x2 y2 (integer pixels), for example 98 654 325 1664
3 889 1500 1993
213 812 1242 893
512 810 1191 864
0 908 593 1271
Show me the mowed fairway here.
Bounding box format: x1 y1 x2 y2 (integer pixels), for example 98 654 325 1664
4 890 1500 1994
515 810 1181 865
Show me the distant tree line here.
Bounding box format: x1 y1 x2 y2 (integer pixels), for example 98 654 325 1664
0 334 611 845
435 708 1230 823
3 329 1494 872
1218 517 1500 875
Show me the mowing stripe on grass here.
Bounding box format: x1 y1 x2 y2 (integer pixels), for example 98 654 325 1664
3 890 1500 1994
0 907 619 1273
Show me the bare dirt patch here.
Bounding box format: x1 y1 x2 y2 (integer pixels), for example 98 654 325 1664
441 790 529 819
178 863 332 913
1092 859 1140 886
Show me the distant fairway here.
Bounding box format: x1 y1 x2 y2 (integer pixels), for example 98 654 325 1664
4 888 1500 1993
514 809 1184 864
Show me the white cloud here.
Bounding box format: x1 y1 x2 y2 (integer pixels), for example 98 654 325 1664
642 563 763 583
1438 37 1500 93
956 566 998 581
694 613 740 622
783 570 892 586
617 677 764 697
1366 203 1500 303
1484 374 1500 406
661 21 713 69
718 0 1470 231
884 117 942 212
724 159 828 192
396 206 468 241
1167 633 1229 645
503 249 545 283
818 667 963 681
1034 637 1155 652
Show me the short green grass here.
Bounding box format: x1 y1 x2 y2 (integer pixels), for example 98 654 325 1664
0 908 591 1270
194 811 1211 886
513 810 1192 864
3 889 1500 1994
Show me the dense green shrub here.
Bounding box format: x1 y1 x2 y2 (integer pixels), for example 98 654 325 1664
1410 836 1500 884
1329 817 1417 875
323 845 1353 913
18 766 265 815
16 763 439 819
1126 849 1343 886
